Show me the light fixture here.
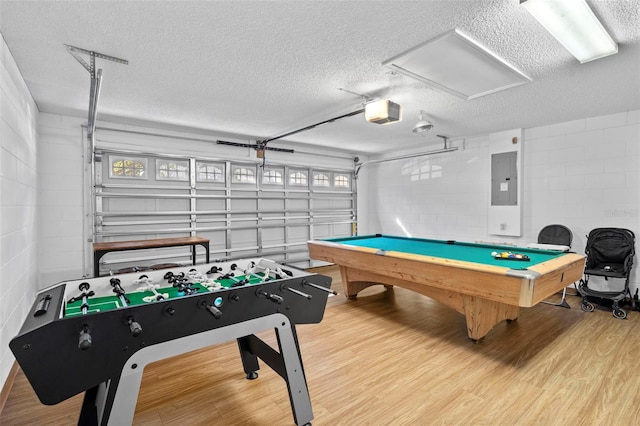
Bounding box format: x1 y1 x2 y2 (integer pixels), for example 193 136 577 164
521 0 618 63
365 100 402 125
382 29 531 100
412 110 433 134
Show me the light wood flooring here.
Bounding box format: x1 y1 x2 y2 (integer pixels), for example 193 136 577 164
2 266 640 425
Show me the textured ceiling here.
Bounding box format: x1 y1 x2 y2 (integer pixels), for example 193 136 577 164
1 0 639 154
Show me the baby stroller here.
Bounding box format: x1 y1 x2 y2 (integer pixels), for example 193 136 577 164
577 228 635 319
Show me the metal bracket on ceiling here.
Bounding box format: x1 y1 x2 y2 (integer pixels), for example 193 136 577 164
338 88 373 106
436 134 450 149
65 44 129 162
65 44 129 79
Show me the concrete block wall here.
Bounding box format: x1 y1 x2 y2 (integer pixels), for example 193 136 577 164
365 109 640 293
0 35 38 387
37 113 86 285
523 111 640 292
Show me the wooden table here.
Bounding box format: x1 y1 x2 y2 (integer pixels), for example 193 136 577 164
93 236 210 277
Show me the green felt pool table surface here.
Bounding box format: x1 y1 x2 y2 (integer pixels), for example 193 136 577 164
325 234 563 268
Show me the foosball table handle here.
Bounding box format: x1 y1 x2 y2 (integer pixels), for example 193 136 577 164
206 305 223 319
256 289 284 304
127 317 143 337
34 295 52 317
78 325 92 350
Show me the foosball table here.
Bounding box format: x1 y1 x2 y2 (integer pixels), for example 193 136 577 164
10 258 334 426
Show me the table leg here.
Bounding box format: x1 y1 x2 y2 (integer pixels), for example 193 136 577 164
463 295 519 341
339 266 380 298
94 251 104 277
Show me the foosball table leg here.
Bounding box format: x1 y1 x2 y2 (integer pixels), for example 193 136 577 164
237 336 260 379
235 325 313 426
77 378 126 426
275 322 314 426
78 386 99 425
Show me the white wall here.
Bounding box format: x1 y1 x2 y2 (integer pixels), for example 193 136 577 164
0 35 38 387
37 114 86 285
364 110 640 293
365 134 491 240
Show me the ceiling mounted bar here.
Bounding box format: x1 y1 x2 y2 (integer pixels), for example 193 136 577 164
217 108 365 166
354 134 458 177
87 69 103 132
260 108 365 145
65 44 129 146
338 88 373 103
238 107 366 167
216 140 294 154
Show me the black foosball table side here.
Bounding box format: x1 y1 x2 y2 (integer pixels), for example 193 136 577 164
9 259 333 426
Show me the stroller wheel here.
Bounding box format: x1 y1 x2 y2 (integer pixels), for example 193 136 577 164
581 301 595 312
612 308 627 320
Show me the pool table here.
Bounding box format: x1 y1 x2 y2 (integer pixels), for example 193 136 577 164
307 234 586 341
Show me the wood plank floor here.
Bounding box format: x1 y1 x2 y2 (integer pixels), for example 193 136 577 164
3 266 640 425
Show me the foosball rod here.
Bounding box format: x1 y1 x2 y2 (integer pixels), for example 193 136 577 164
67 282 94 350
302 278 337 295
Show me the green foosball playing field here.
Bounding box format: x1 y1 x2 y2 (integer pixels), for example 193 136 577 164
65 272 268 317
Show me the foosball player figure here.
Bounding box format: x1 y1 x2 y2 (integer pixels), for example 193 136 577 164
216 265 249 287
206 265 223 275
110 277 131 307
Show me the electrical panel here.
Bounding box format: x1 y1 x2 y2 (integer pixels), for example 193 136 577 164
491 151 517 206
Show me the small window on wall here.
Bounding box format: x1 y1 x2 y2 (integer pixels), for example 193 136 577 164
263 168 283 184
156 159 189 181
232 166 256 183
110 156 147 179
334 174 350 189
289 170 308 186
313 172 330 187
196 162 225 182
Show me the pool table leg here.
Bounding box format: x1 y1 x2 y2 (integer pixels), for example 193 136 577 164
338 266 381 298
463 296 520 341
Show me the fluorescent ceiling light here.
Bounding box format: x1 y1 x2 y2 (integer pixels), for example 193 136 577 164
521 0 618 63
365 100 402 125
382 29 531 100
